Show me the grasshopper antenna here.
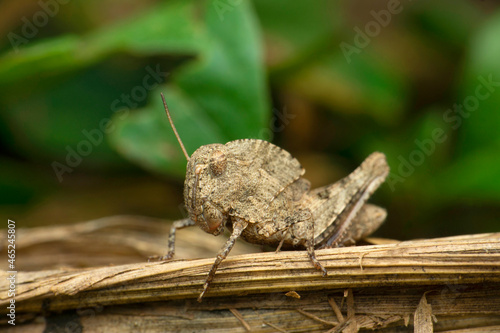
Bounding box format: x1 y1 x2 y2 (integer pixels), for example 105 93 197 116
161 93 190 161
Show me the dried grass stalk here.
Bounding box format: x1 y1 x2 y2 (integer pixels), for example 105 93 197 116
1 217 499 332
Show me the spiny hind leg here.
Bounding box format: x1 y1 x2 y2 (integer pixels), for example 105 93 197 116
198 218 248 302
347 204 386 243
321 204 387 249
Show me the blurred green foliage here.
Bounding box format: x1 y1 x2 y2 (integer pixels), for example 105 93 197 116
0 0 498 238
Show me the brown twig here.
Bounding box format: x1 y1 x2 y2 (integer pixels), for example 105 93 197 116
229 308 251 331
296 308 338 326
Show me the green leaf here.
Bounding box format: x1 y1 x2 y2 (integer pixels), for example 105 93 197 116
253 0 340 54
0 1 269 177
254 0 406 124
436 10 500 203
109 1 270 177
0 64 139 168
435 146 500 203
0 1 207 169
459 11 500 155
286 53 407 124
109 87 226 178
377 109 452 197
0 1 203 87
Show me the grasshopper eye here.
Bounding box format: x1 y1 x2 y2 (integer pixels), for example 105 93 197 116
209 150 227 177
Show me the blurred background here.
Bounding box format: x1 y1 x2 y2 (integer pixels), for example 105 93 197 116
0 0 499 242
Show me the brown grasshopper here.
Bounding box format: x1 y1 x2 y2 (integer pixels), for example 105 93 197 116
156 93 389 302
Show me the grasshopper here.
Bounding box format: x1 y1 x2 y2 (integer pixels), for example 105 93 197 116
156 93 389 301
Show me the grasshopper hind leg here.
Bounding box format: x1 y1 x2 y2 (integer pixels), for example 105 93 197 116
321 203 387 249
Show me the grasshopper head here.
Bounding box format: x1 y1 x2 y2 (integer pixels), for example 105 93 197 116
184 144 229 235
160 93 230 236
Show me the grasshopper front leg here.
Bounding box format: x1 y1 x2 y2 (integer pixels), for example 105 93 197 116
150 218 195 261
164 218 196 259
198 218 248 302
